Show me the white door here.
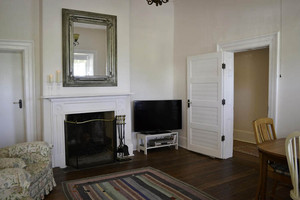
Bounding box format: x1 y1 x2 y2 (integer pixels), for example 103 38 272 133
187 52 233 159
0 51 25 148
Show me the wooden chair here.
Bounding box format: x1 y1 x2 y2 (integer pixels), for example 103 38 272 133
253 118 277 144
253 118 291 198
285 131 300 200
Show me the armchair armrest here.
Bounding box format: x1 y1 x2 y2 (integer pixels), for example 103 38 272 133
0 168 31 191
8 141 52 164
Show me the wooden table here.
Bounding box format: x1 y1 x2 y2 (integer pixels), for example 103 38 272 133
256 138 288 200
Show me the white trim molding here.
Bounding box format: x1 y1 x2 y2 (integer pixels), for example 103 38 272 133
217 33 280 130
0 40 36 142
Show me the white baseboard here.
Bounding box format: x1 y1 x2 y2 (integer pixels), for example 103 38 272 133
234 129 256 144
178 135 187 149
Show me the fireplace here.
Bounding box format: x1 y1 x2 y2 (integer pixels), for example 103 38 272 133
42 94 133 168
64 111 116 168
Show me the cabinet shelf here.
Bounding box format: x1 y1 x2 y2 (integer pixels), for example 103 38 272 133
137 132 178 155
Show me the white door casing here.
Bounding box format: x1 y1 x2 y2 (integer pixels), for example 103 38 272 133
187 52 224 158
0 40 36 143
217 33 280 129
222 52 234 159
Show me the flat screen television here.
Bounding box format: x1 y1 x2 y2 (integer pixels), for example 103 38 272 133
133 100 182 133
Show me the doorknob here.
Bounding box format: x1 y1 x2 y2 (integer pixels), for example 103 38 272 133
13 99 22 109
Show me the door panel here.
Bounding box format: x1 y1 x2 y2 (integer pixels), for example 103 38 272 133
0 52 25 148
187 52 223 158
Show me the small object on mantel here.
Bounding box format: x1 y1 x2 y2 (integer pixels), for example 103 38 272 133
48 74 53 83
56 70 61 83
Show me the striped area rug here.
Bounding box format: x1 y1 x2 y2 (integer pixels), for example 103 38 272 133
62 167 216 200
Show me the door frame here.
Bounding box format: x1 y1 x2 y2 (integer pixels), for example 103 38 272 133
0 40 36 142
217 32 280 144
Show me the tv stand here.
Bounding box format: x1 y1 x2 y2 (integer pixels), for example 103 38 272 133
142 130 172 134
137 132 178 155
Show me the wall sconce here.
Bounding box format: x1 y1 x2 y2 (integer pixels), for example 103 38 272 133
146 0 168 6
73 33 80 46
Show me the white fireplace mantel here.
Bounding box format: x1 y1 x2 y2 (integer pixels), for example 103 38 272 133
42 93 133 168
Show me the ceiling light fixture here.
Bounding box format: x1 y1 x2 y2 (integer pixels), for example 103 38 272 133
146 0 169 6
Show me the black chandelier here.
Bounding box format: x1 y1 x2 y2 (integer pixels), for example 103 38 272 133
146 0 169 6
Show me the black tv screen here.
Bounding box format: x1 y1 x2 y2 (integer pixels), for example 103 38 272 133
133 100 182 133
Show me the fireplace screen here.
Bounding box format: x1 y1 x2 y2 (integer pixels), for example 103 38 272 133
64 111 116 168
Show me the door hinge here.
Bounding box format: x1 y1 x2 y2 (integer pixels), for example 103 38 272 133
222 63 226 69
221 135 225 141
187 99 191 108
222 99 226 105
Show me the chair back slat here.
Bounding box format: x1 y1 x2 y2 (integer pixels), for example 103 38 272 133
262 124 269 141
266 124 272 140
285 132 300 200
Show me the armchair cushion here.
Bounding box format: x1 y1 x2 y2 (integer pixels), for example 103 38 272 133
0 158 27 169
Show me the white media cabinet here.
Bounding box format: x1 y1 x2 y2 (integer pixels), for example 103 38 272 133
137 132 178 155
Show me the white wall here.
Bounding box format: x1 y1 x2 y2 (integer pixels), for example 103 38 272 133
130 0 174 100
174 0 300 146
277 0 300 137
41 0 131 96
129 0 174 149
0 0 39 40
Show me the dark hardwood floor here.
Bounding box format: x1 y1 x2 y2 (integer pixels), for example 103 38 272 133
45 147 291 200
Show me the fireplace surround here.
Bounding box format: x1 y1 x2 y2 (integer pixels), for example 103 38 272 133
42 94 133 168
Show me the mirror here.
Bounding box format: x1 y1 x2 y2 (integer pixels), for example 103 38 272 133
62 9 117 87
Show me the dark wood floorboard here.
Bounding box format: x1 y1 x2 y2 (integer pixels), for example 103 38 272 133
45 147 292 200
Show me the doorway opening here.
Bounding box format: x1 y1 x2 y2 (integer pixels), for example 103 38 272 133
218 33 280 159
233 48 269 157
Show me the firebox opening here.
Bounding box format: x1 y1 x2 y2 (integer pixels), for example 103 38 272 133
64 111 116 168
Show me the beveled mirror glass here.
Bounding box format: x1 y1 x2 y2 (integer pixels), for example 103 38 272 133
62 9 117 87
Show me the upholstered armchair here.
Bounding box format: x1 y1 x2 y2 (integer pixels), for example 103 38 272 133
0 141 56 200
